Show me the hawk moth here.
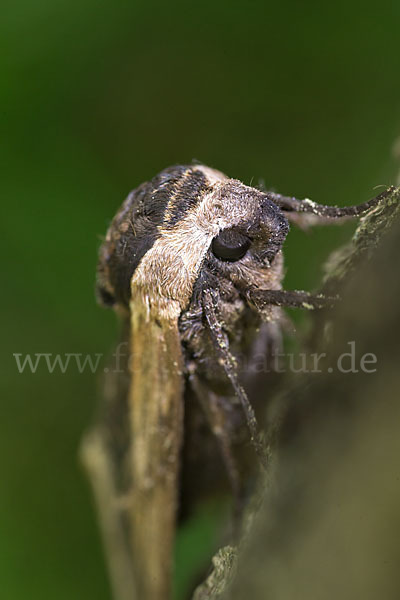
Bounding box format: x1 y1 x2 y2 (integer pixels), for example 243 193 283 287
82 164 388 600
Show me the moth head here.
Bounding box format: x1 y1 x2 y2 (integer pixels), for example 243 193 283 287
186 170 289 316
96 164 289 319
205 186 289 271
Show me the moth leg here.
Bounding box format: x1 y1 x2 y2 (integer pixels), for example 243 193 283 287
268 186 394 218
188 371 245 528
202 288 268 469
285 211 352 229
246 288 338 311
80 428 137 600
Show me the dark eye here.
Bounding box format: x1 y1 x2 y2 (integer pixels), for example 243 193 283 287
211 229 251 262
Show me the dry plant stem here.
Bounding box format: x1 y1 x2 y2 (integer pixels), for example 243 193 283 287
322 185 400 292
128 297 185 600
80 431 137 600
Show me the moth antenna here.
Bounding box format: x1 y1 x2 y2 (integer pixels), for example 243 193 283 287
202 288 268 470
268 186 395 218
245 288 338 311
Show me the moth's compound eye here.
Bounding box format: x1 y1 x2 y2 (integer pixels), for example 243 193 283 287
211 229 251 262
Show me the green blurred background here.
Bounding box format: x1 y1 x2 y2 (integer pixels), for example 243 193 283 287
1 1 400 599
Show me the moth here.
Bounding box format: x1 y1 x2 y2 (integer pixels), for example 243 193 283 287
82 164 388 600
